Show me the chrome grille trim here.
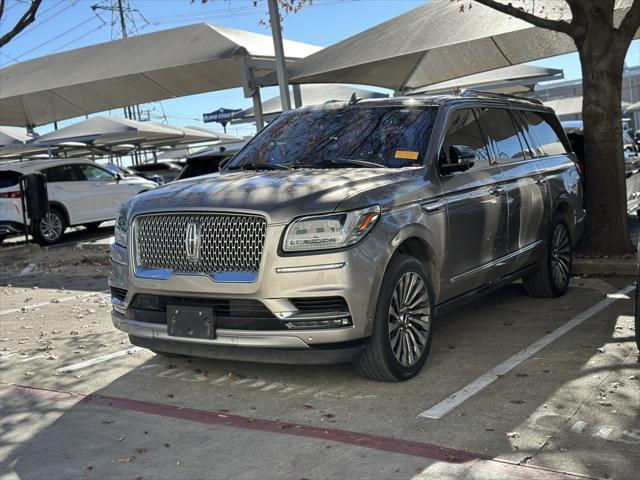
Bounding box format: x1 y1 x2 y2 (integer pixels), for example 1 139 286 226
133 213 267 279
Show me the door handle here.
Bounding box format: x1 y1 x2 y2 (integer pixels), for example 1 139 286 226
489 186 505 196
420 199 447 214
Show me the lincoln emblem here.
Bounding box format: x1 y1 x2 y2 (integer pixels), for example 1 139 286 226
184 222 202 263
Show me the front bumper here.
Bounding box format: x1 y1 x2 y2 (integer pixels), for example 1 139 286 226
109 221 390 359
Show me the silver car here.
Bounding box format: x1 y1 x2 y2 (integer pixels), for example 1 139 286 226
110 92 585 381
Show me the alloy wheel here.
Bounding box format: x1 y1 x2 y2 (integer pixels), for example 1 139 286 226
40 212 63 242
388 271 431 367
551 223 571 289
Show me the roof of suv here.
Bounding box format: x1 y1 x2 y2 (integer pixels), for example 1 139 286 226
298 91 553 114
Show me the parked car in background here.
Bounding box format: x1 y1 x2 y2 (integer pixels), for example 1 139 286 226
110 92 584 381
174 147 237 181
103 162 137 178
562 120 640 174
0 158 156 245
128 161 184 184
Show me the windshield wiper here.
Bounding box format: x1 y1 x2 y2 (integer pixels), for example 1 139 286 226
228 162 290 171
291 159 388 169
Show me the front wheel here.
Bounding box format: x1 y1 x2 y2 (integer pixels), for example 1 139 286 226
524 216 572 298
33 209 66 245
353 255 434 382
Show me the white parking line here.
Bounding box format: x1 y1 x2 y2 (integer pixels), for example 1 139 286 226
0 291 108 316
419 283 635 419
56 347 141 373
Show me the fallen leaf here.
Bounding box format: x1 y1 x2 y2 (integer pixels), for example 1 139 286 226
303 404 314 410
114 455 135 464
102 418 114 424
135 447 147 454
507 432 520 439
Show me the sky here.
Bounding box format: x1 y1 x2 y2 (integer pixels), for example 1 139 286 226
1 0 639 138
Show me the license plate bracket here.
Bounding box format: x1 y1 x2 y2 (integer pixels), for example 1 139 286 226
167 305 215 340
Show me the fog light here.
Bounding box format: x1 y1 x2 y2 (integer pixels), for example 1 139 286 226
285 317 352 329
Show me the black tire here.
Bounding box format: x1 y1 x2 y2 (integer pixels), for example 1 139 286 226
523 216 572 298
0 234 6 244
33 208 66 245
353 255 434 382
84 222 102 230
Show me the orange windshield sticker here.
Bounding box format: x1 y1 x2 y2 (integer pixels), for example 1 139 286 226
395 150 419 161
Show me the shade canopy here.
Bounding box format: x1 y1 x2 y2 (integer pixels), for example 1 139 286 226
411 64 564 95
544 97 632 118
626 101 640 113
231 84 388 124
35 116 183 147
0 23 321 127
0 126 34 148
282 0 637 92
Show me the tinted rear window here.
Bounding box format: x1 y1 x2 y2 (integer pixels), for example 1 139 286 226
0 170 22 188
42 164 81 182
177 158 224 180
523 111 568 156
477 108 527 162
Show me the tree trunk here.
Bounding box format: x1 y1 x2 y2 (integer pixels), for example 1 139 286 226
576 29 634 255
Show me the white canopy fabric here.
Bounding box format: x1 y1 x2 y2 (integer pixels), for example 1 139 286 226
281 0 637 92
35 116 183 147
626 101 640 113
0 126 34 148
231 84 388 124
544 97 631 117
0 23 321 127
411 65 564 95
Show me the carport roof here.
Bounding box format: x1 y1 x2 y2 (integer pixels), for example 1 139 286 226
0 23 321 127
278 0 637 92
545 96 632 117
410 65 564 95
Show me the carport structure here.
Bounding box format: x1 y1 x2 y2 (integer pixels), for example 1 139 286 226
0 23 321 130
278 0 638 93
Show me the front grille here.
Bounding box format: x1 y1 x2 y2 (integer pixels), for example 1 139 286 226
127 295 282 330
135 213 267 275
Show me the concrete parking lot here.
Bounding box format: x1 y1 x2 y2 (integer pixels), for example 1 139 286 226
0 245 638 480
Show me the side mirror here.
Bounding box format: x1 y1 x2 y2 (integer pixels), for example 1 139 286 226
440 145 476 175
114 172 122 181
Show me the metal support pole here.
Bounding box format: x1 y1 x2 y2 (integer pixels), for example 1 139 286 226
267 0 291 112
19 177 29 244
252 88 264 131
292 84 303 109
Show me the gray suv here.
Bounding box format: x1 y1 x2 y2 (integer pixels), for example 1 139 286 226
110 92 584 381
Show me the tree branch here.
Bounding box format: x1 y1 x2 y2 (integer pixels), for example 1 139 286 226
0 0 43 48
617 0 640 41
472 0 575 36
0 0 6 23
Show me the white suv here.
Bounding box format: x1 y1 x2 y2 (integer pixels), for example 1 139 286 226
0 158 156 244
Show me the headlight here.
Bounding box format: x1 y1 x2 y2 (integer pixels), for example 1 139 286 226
115 208 129 247
283 205 380 252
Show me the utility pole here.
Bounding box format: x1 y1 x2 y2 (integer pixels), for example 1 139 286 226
117 0 128 39
267 0 291 112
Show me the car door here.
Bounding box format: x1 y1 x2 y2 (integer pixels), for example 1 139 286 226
437 107 509 300
476 107 548 272
76 163 131 221
41 164 96 225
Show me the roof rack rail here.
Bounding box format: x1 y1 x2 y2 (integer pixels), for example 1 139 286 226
459 89 543 105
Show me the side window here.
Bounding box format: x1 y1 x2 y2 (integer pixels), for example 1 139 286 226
522 111 569 157
477 108 527 163
42 165 81 182
440 108 491 170
78 164 114 181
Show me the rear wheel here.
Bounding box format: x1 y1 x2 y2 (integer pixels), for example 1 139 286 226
33 208 66 245
524 216 572 298
353 255 434 382
0 234 6 244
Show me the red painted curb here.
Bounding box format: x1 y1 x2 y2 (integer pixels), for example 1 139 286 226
1 383 605 480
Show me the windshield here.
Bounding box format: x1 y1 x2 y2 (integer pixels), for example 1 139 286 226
227 104 438 170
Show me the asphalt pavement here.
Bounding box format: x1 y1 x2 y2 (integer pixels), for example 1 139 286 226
0 246 638 480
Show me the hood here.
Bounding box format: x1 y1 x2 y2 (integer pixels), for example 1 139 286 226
128 168 417 224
